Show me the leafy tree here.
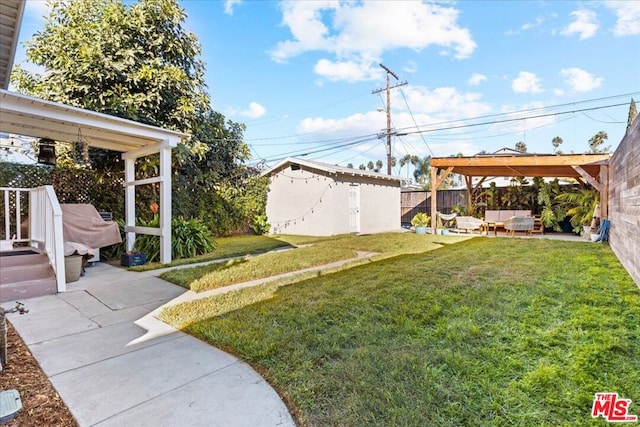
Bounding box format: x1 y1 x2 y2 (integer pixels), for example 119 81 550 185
588 131 610 153
358 164 366 170
11 0 262 235
346 163 353 169
12 0 209 136
515 141 527 152
367 161 375 170
552 136 563 154
375 160 383 171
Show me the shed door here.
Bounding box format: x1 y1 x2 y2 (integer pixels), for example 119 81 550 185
349 184 360 233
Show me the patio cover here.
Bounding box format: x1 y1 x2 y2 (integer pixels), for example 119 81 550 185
0 90 189 264
428 153 611 230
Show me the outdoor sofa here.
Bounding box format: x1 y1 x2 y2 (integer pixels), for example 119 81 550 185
484 210 531 234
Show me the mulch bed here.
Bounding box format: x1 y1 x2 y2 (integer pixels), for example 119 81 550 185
1 321 77 426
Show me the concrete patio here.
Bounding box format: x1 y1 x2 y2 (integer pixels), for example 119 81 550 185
6 262 295 427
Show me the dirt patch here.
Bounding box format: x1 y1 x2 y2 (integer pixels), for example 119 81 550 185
1 321 77 426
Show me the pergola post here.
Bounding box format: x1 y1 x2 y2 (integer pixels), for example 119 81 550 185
430 167 437 231
430 166 454 231
600 165 608 219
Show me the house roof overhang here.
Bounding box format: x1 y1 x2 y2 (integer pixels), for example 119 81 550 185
0 89 189 152
0 0 24 90
429 153 610 180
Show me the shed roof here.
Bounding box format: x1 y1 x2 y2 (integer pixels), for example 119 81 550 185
261 157 404 182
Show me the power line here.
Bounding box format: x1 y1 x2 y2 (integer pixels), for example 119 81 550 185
396 102 630 137
399 88 433 156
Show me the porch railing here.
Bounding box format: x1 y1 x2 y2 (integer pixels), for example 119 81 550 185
1 185 65 293
30 186 65 293
1 186 30 243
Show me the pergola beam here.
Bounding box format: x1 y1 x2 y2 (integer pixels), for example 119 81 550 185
572 166 602 192
428 153 611 227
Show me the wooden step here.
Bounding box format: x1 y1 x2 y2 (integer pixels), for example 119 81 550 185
0 249 46 268
0 249 57 302
1 262 54 284
0 277 57 302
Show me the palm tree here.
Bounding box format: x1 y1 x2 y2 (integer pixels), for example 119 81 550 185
552 136 563 154
589 131 609 153
515 141 527 152
375 160 383 172
399 154 412 181
413 156 431 188
367 161 374 170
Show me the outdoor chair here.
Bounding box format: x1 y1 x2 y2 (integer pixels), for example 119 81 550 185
504 216 535 236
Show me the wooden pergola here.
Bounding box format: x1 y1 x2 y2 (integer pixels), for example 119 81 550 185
428 153 611 230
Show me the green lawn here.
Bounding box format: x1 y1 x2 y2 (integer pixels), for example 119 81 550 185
159 232 469 292
130 234 292 271
165 237 640 426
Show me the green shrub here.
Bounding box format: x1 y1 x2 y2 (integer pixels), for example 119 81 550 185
134 216 215 263
252 215 270 235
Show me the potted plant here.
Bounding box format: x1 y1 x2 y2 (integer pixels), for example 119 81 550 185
555 187 598 235
411 212 430 235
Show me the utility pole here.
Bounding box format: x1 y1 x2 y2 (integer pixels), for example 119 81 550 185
372 63 407 175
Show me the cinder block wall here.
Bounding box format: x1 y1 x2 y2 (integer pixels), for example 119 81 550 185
608 117 640 287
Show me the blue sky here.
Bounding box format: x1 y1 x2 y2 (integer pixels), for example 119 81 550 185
14 0 640 175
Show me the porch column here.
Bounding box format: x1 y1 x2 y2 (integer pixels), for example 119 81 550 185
124 157 136 252
159 143 172 264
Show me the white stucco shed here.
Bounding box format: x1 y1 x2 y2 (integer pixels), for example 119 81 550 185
261 158 402 236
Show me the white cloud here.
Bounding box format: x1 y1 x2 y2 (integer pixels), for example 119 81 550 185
512 71 543 94
314 59 378 82
604 1 640 36
271 1 476 81
403 61 418 74
24 1 51 21
240 102 267 119
506 15 546 35
223 0 242 15
561 9 599 40
488 102 557 139
396 86 492 120
294 85 492 160
521 16 544 31
468 73 487 86
560 68 603 92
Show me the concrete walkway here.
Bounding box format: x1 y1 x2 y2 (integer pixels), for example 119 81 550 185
7 262 296 427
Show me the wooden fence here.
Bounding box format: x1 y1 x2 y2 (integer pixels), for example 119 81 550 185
608 117 640 287
401 189 467 223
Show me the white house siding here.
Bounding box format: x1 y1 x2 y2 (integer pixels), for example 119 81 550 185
265 164 400 236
